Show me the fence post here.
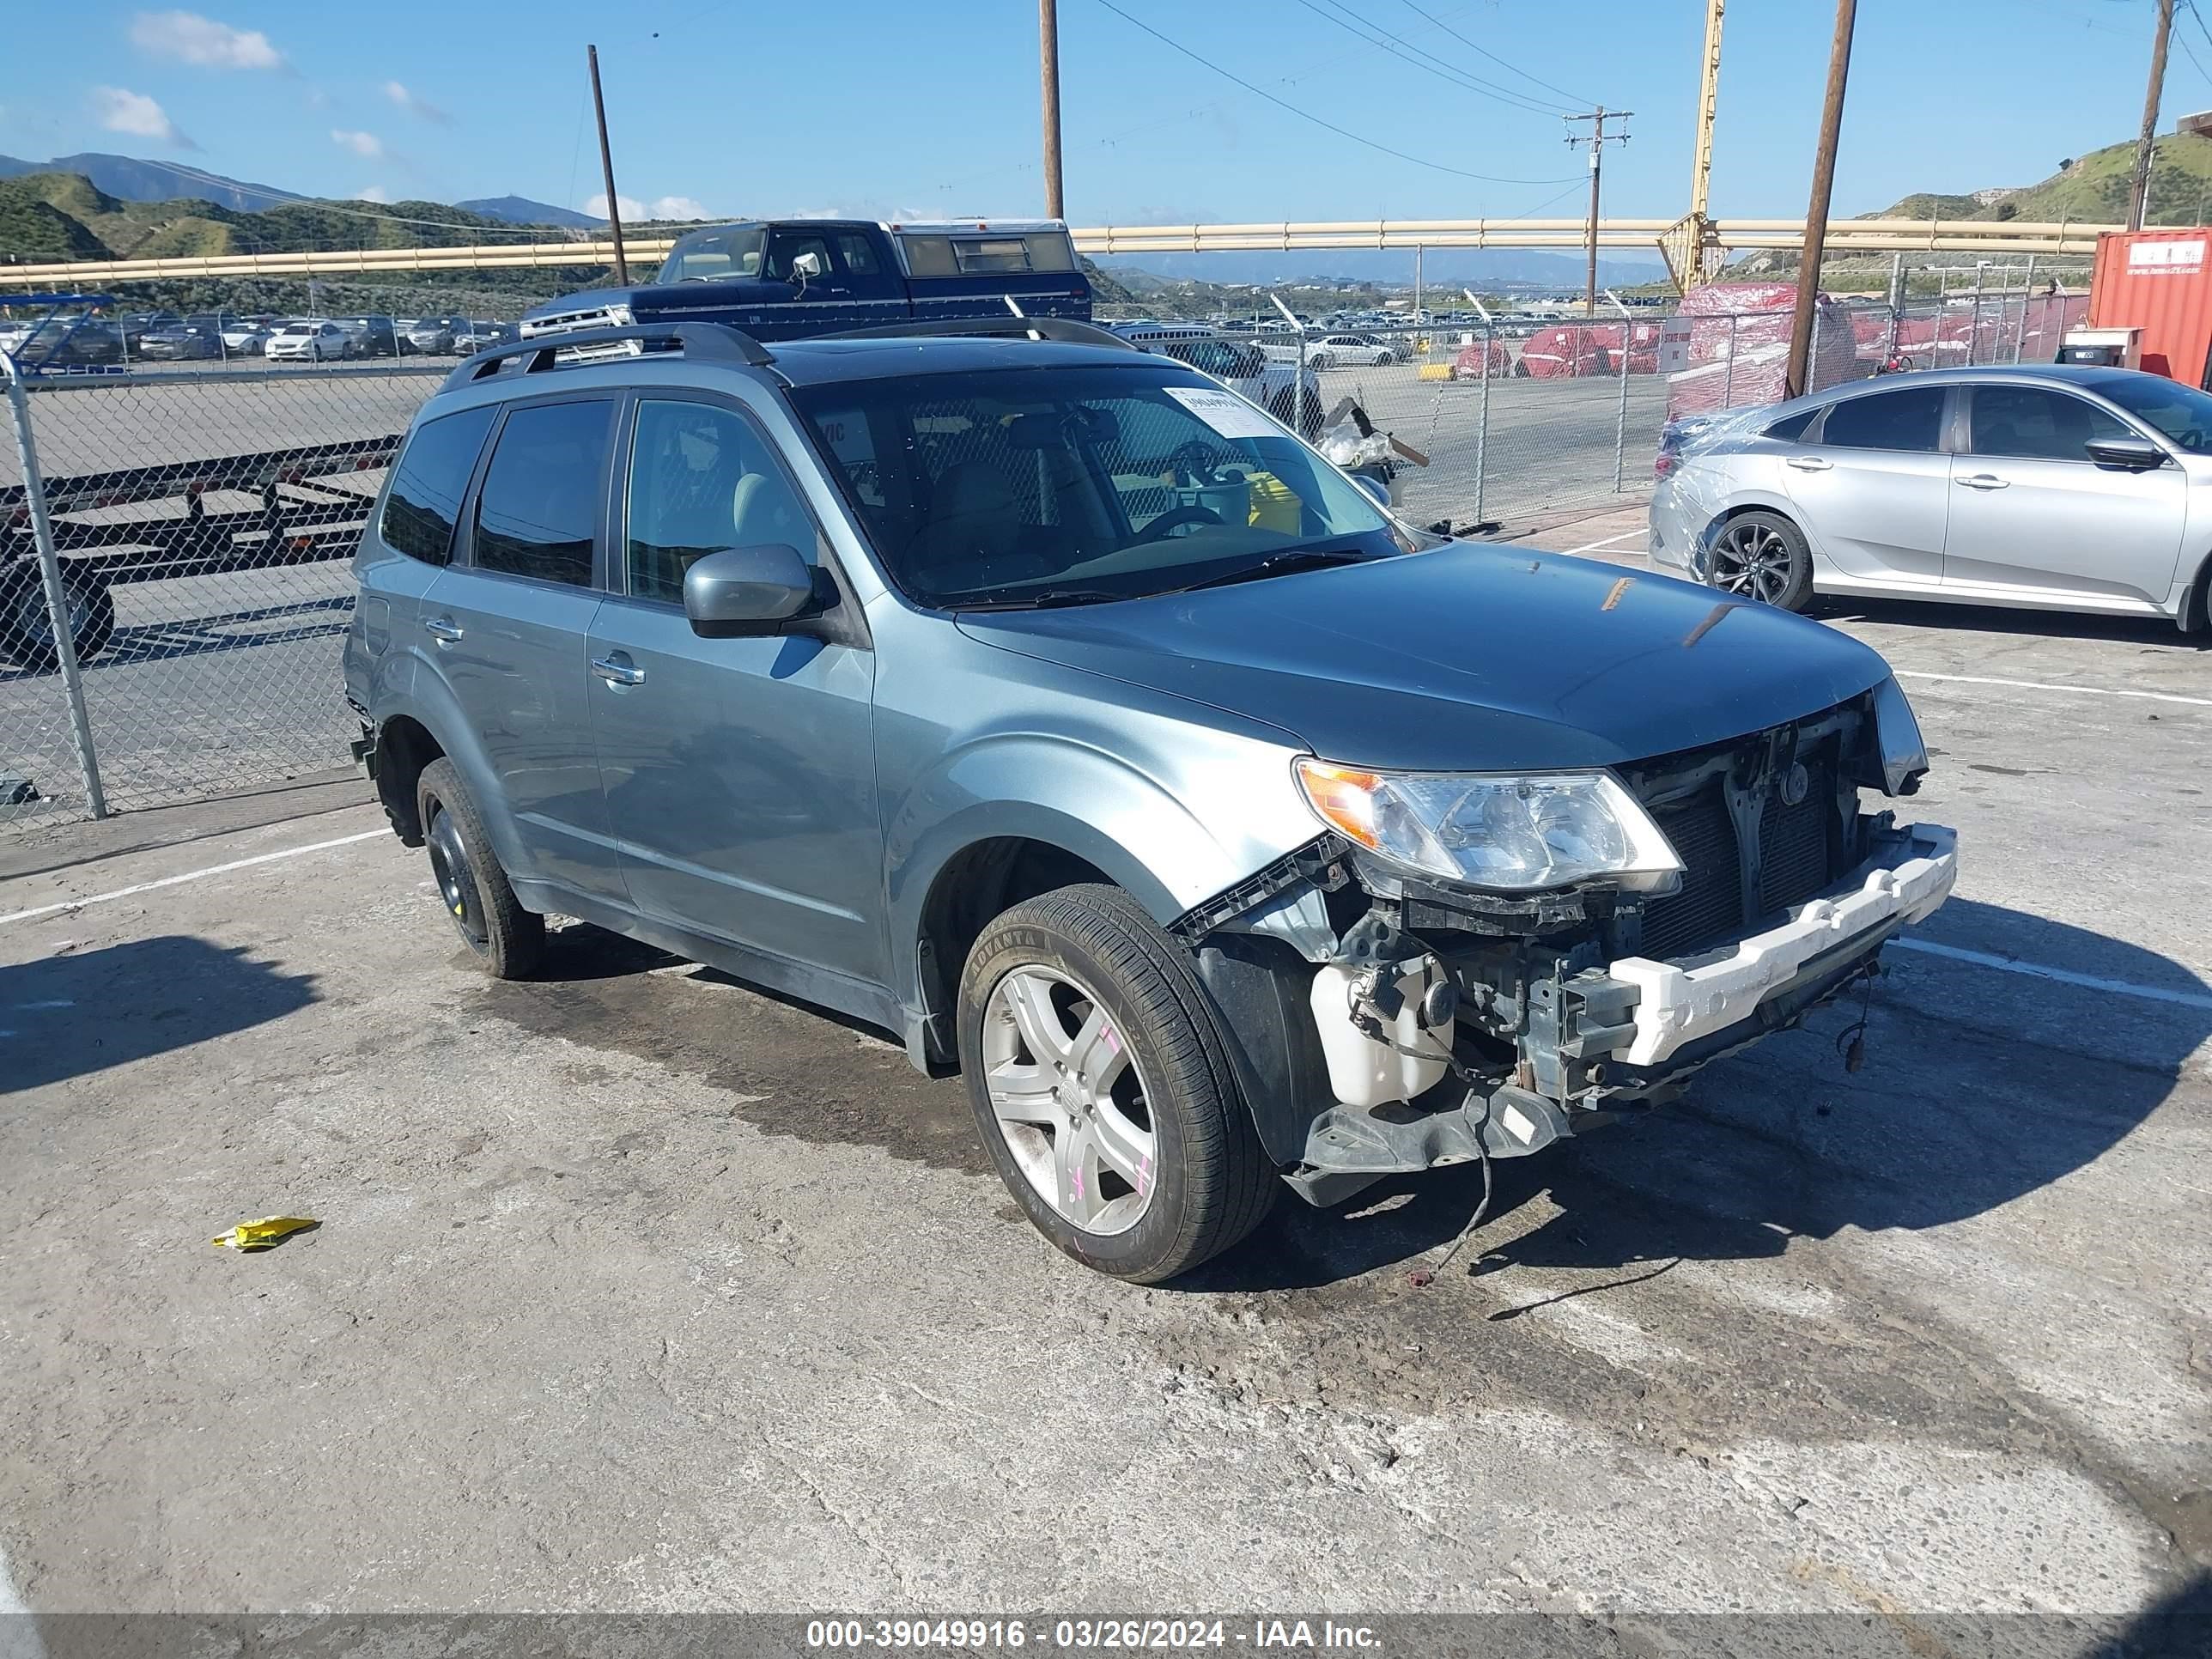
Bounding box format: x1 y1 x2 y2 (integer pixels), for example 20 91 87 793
1 356 108 820
1723 313 1738 406
1474 323 1492 528
1613 313 1631 492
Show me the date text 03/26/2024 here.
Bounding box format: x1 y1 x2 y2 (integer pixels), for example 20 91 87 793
805 1620 1383 1650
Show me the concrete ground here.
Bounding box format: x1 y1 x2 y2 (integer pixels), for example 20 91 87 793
0 532 2206 1624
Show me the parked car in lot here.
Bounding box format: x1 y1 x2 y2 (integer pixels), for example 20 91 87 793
349 316 1954 1281
452 320 519 354
266 320 349 362
137 316 225 361
403 317 465 355
221 316 274 356
1650 363 2212 628
334 316 399 359
1304 333 1396 368
1 316 124 367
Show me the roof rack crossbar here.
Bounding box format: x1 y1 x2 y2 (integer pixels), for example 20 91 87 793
441 321 774 389
818 316 1139 351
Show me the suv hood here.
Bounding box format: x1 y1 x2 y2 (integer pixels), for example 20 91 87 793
957 544 1893 773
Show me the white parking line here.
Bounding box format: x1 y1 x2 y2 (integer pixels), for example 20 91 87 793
0 829 388 928
0 1539 45 1659
1559 529 1647 557
1894 670 2212 709
1891 936 2212 1012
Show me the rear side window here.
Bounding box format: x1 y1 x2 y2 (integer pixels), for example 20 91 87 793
1764 407 1819 442
1818 386 1945 453
380 405 494 563
834 233 881 276
473 399 613 586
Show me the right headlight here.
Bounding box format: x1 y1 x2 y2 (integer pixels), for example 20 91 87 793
1294 759 1685 893
1870 676 1929 795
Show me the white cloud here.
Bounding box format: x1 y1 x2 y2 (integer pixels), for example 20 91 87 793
128 10 283 70
585 191 711 222
90 86 195 149
330 128 384 159
381 81 450 124
357 185 391 204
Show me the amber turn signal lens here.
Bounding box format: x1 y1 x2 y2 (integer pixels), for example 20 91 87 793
1293 758 1382 849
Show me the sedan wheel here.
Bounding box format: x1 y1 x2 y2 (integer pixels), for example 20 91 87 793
982 964 1158 1237
1708 511 1814 611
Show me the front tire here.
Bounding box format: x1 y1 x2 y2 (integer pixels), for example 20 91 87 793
1707 509 1815 611
957 884 1273 1282
416 757 544 977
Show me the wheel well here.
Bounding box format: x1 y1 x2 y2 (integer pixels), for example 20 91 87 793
374 715 445 844
2184 545 2212 634
915 837 1115 1068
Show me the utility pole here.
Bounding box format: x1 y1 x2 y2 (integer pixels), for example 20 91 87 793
1785 0 1856 398
1040 0 1065 220
1565 107 1632 316
587 45 629 285
2128 0 2174 230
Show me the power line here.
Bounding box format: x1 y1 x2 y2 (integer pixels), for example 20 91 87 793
1393 0 1591 109
1287 0 1572 116
1087 0 1582 185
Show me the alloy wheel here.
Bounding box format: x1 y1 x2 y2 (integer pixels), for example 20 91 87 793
981 964 1157 1236
1711 520 1796 605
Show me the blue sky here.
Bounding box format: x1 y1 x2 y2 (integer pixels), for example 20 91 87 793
0 1 2203 226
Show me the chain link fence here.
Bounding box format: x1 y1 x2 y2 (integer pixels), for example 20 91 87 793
0 278 2101 835
0 355 447 830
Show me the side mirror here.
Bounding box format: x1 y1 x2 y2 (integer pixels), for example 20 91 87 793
789 250 824 288
2085 436 2167 471
683 544 817 636
1349 471 1391 510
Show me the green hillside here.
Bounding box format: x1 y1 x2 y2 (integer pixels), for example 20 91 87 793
1869 131 2212 225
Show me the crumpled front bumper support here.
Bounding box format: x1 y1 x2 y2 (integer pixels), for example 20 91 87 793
1605 822 1956 1066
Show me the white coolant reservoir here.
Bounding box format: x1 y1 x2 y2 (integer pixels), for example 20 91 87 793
1310 959 1450 1109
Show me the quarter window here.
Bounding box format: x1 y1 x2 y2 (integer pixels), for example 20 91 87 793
833 233 881 276
625 400 817 604
1968 385 2132 461
473 400 612 586
1818 386 1946 453
380 405 494 563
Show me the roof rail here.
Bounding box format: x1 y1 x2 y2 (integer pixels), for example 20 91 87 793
818 316 1139 351
441 322 774 390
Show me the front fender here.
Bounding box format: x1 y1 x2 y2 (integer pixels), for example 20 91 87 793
884 732 1307 1006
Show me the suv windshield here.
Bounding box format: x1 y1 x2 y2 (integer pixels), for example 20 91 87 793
2088 372 2212 452
790 362 1406 608
657 226 768 283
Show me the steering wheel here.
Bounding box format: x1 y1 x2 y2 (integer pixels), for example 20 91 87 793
1134 504 1224 544
2178 428 2210 454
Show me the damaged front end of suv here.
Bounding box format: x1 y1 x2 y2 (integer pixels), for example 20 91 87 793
1172 676 1954 1208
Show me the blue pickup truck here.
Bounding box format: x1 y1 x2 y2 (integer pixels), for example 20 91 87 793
521 218 1091 343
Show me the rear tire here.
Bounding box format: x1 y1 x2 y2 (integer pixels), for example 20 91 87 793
1707 509 1815 612
957 884 1274 1282
416 757 544 978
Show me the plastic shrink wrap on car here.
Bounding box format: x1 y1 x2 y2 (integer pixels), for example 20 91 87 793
1660 283 1859 419
1519 320 1664 378
1650 402 1776 581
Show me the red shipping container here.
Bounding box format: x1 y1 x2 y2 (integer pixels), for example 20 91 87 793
2087 228 2212 386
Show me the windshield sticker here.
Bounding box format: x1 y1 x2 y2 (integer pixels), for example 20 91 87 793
1163 386 1279 441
